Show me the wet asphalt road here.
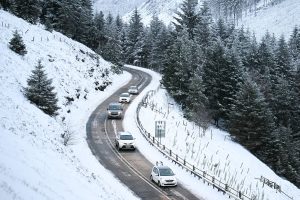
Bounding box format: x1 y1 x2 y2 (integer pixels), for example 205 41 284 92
86 67 202 200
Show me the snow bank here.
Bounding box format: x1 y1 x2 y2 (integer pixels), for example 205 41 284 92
0 10 139 200
124 65 300 200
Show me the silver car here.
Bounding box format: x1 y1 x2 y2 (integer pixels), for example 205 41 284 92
107 102 123 119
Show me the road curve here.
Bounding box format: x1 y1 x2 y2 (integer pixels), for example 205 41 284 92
86 67 201 200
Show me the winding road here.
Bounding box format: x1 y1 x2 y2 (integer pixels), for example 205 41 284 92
86 67 201 200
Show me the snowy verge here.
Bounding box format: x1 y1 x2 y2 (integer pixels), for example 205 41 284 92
123 65 300 200
0 10 139 200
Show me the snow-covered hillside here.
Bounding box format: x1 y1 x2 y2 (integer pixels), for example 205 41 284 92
93 0 146 17
122 0 187 26
238 0 300 40
123 65 300 200
94 0 300 40
0 10 139 200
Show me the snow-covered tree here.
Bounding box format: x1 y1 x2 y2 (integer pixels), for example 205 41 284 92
174 0 199 39
202 41 243 126
163 27 194 106
126 8 144 65
9 30 27 56
194 1 213 51
229 77 275 156
24 60 59 116
289 26 300 69
148 16 168 71
12 0 41 24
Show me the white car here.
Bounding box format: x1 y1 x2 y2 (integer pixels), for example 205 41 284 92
115 131 136 150
119 92 131 103
128 86 139 95
150 162 177 187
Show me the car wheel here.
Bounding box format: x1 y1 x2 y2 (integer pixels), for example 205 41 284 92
150 175 153 182
158 181 161 187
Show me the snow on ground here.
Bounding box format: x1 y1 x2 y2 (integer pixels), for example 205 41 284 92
0 10 139 200
238 0 300 40
124 65 300 200
93 0 147 17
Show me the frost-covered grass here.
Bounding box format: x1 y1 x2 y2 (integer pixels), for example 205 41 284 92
0 10 139 200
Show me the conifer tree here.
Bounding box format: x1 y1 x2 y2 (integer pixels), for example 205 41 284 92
9 30 27 56
163 28 194 106
173 0 199 39
12 0 41 24
289 26 300 69
194 1 213 50
126 8 144 65
0 0 12 11
202 41 243 125
24 60 59 116
40 0 61 32
275 35 291 78
229 78 275 156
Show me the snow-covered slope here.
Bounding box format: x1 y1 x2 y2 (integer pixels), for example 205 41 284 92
93 0 147 16
123 65 300 200
95 0 299 40
0 10 139 200
122 0 185 26
238 0 300 40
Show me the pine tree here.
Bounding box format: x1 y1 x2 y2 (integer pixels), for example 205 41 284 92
40 0 61 32
24 60 59 116
202 41 243 126
212 19 236 48
229 77 275 157
275 35 291 78
186 67 210 130
9 30 27 56
0 0 12 11
289 26 300 69
243 33 259 73
173 0 199 40
94 11 107 49
163 27 194 107
12 0 41 24
126 8 144 65
194 1 213 50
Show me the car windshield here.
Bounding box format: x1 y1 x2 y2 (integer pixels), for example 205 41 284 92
159 168 175 176
108 105 121 110
130 86 137 90
120 135 133 140
120 93 130 97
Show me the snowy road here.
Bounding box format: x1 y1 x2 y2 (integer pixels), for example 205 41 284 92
86 67 201 200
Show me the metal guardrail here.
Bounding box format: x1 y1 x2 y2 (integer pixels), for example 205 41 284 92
135 90 255 200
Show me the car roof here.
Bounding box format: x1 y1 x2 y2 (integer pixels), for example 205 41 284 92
155 165 171 170
121 92 130 95
118 131 132 136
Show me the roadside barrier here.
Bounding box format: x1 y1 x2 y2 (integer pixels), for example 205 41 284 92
135 89 254 200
